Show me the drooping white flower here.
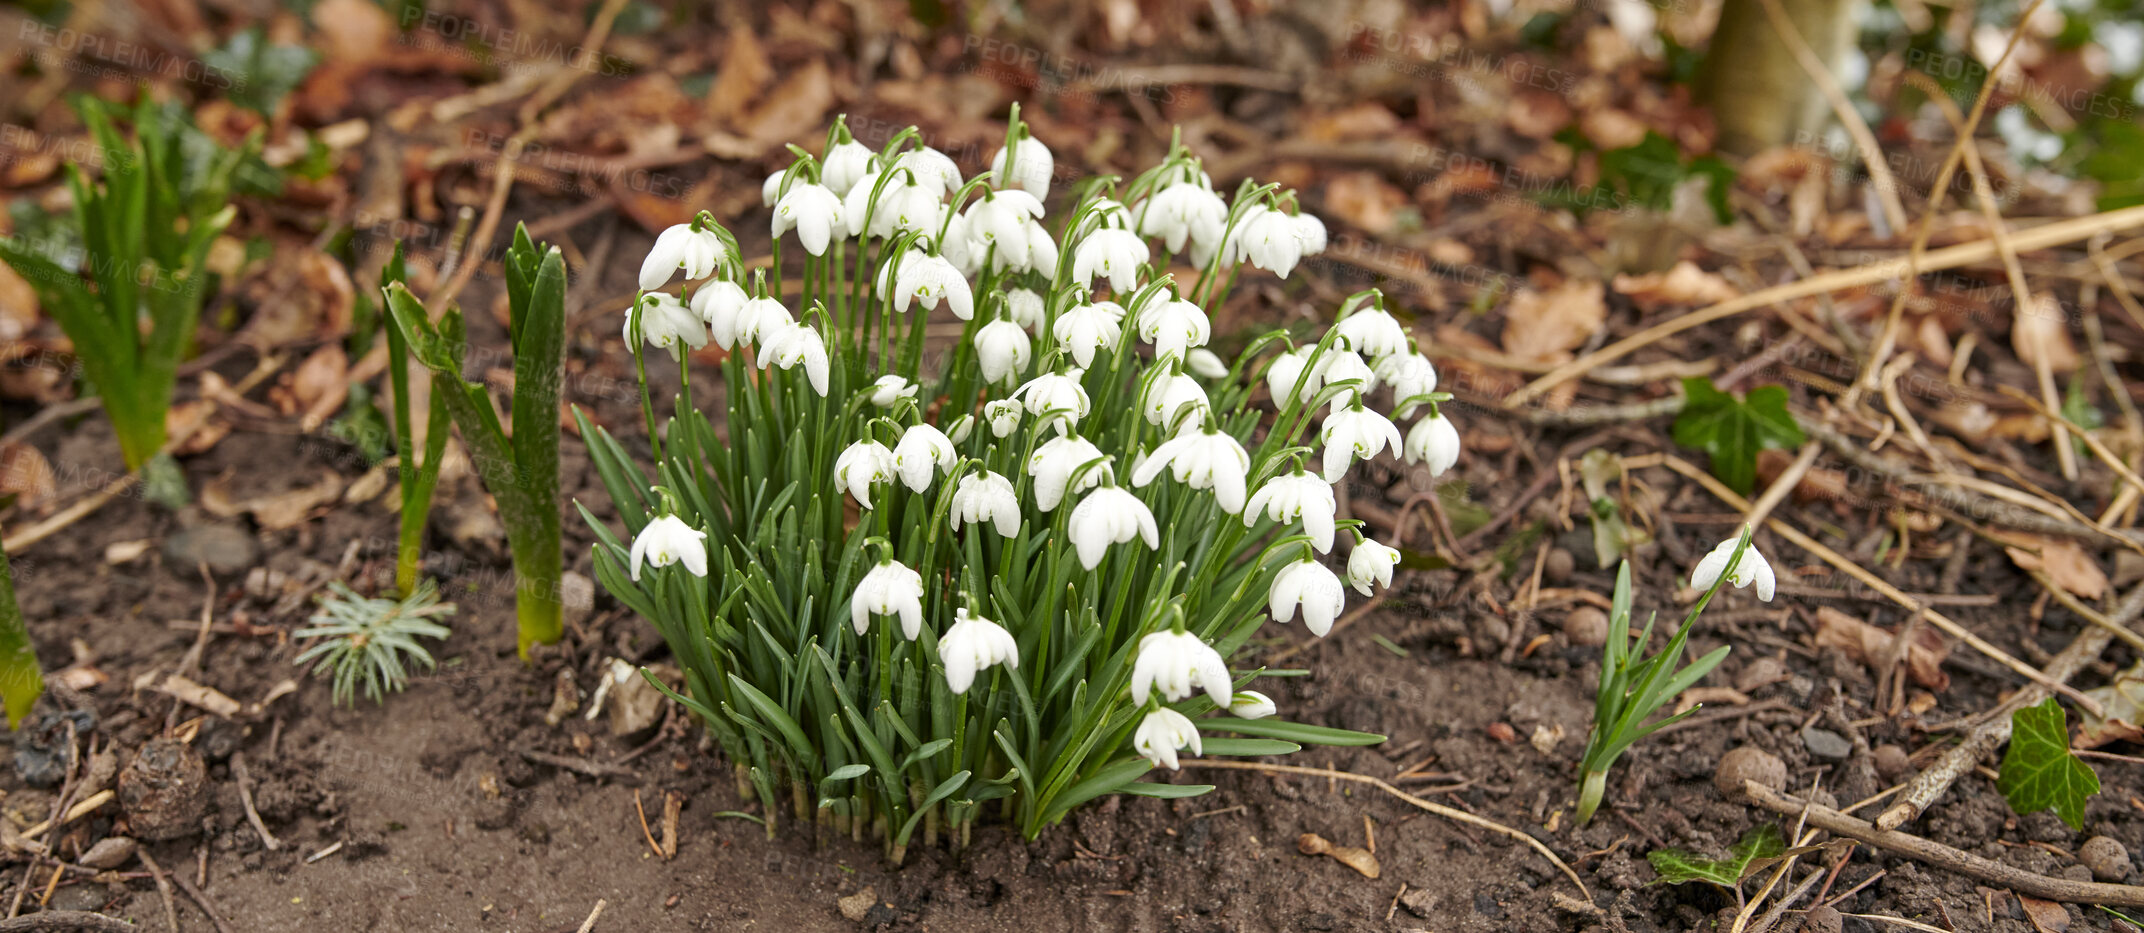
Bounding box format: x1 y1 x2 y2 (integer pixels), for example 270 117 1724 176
976 318 1033 385
1028 434 1109 512
1143 371 1211 428
626 292 707 361
731 296 792 350
1136 296 1211 360
936 211 980 276
1054 301 1124 369
1403 411 1462 478
883 251 975 321
1269 558 1345 636
1690 534 1776 602
1377 351 1438 417
990 136 1055 198
834 440 897 509
761 171 787 207
691 279 748 328
757 321 830 396
894 147 964 197
1319 405 1403 482
940 608 1018 694
950 471 1021 537
1072 228 1150 294
1337 307 1409 359
947 414 975 445
1243 470 1338 554
851 560 925 638
772 183 847 256
847 172 944 240
1230 205 1305 278
983 219 1058 274
1186 348 1229 379
1134 707 1201 771
1130 630 1233 707
1131 426 1251 514
1139 181 1227 255
1229 690 1277 719
868 374 919 408
966 190 1047 262
1264 346 1320 408
985 399 1024 438
1004 287 1047 333
639 222 729 291
1318 350 1376 401
821 139 877 197
1291 211 1328 256
1014 369 1090 434
628 514 707 582
1068 486 1159 569
1081 197 1132 232
1346 537 1400 597
892 423 957 492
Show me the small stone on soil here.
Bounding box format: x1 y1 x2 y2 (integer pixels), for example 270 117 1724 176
837 887 876 923
1400 887 1437 918
1800 727 1852 760
1799 904 1842 933
1563 607 1608 647
1714 746 1787 799
1543 548 1575 583
1733 657 1786 693
117 736 207 841
1871 744 1911 782
162 523 260 576
2081 835 2130 882
77 836 137 870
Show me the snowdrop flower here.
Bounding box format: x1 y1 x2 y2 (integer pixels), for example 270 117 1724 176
834 440 897 509
851 560 925 638
1072 228 1149 293
761 170 787 207
1068 486 1159 569
690 279 747 328
1134 707 1201 771
1319 405 1403 482
1690 534 1776 602
1291 211 1328 256
1053 301 1124 369
628 514 707 582
935 212 980 276
990 136 1055 198
1269 558 1345 636
950 471 1021 537
1319 349 1376 401
1264 346 1320 408
1014 369 1090 433
772 182 847 256
1403 411 1462 478
1143 370 1210 428
821 138 877 197
847 172 943 239
1136 296 1211 360
730 296 792 350
892 423 957 492
1139 181 1227 255
639 222 729 291
1131 425 1251 514
757 321 830 396
1337 307 1409 359
1081 197 1132 232
1131 630 1232 707
1229 691 1277 720
983 219 1057 274
894 147 963 197
1186 348 1229 380
1230 205 1305 278
1244 470 1338 553
1028 434 1109 511
1004 287 1047 333
1346 537 1400 596
1377 352 1438 417
626 292 707 360
868 374 919 408
881 251 973 321
985 399 1024 438
947 414 975 445
966 190 1046 260
940 608 1018 694
975 318 1033 385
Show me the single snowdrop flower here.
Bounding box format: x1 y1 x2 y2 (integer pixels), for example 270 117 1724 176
1291 211 1328 256
847 171 943 239
757 321 830 396
1269 558 1345 636
690 279 748 328
975 318 1033 385
1264 346 1320 408
1690 534 1776 602
1081 197 1132 232
1318 349 1376 402
1346 537 1400 596
1232 204 1305 278
1004 288 1047 334
1067 486 1159 569
1136 296 1211 360
1130 629 1233 707
850 560 925 638
1377 351 1438 417
966 190 1046 260
935 212 980 276
867 374 919 408
1134 707 1201 771
1319 404 1403 482
1139 180 1227 255
732 296 792 350
990 136 1055 198
761 170 787 207
1403 410 1462 478
1054 301 1124 369
1186 348 1229 380
940 608 1018 694
1028 434 1109 511
892 423 957 492
894 147 963 197
883 252 974 320
982 218 1057 274
1229 691 1277 720
1143 370 1211 428
628 514 707 582
947 414 975 445
639 222 728 290
821 138 877 197
985 399 1024 438
950 471 1022 537
1014 369 1090 434
772 183 847 256
626 292 707 360
1072 228 1149 293
1337 306 1409 359
834 440 897 509
1131 425 1251 514
1244 470 1338 553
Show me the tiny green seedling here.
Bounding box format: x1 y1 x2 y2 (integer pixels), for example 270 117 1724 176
376 244 451 597
294 581 454 706
0 540 44 728
1998 697 2100 830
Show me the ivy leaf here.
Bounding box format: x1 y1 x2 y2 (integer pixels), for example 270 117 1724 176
202 27 320 116
1672 378 1805 495
1647 824 1785 887
1998 697 2100 830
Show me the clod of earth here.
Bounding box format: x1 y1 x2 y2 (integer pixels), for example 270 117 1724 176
117 737 207 842
1714 746 1786 799
11 709 93 788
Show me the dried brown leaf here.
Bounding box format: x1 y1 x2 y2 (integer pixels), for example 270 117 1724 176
2013 296 2080 373
1612 261 1739 311
1813 606 1951 692
1501 281 1604 362
744 59 834 147
1998 533 2108 600
706 27 772 126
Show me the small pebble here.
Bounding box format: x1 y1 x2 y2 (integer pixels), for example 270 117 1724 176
1801 727 1852 761
1800 904 1842 933
1733 657 1787 693
1543 548 1575 584
1563 607 1609 647
1871 744 1911 782
1714 746 1787 799
2081 835 2131 882
836 887 876 923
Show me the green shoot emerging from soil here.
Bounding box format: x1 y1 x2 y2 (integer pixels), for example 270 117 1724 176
377 244 451 597
1574 527 1757 827
295 581 454 706
0 540 45 728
